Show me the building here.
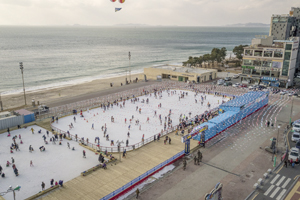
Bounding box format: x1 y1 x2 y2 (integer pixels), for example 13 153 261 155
269 7 300 71
140 65 217 83
241 36 299 87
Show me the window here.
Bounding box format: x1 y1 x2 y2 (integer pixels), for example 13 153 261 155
262 61 272 67
253 60 262 66
282 61 289 76
272 18 279 23
263 51 273 57
171 76 177 78
274 50 283 58
243 60 252 65
245 50 253 56
284 52 291 60
285 44 292 50
254 50 263 57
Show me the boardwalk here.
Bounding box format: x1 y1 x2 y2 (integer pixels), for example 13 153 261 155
39 131 198 200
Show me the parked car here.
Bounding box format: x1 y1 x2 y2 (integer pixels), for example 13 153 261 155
233 74 239 79
293 122 300 132
296 141 300 150
292 132 300 142
217 79 225 85
224 82 232 86
239 84 247 88
288 147 300 162
248 85 255 90
233 83 240 87
225 77 231 81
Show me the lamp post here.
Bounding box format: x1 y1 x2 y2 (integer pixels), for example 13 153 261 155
290 96 294 126
0 185 21 200
0 92 3 111
19 62 27 105
128 51 131 83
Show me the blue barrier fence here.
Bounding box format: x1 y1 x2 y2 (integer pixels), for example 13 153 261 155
100 150 185 200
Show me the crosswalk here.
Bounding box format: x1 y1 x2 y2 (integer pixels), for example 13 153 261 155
264 174 291 199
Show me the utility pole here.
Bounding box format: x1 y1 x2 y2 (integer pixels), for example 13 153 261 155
129 51 131 83
19 62 27 105
290 96 294 126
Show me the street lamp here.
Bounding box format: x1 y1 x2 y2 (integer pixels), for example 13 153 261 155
0 92 3 111
128 51 131 83
290 95 294 126
0 185 21 200
19 62 27 105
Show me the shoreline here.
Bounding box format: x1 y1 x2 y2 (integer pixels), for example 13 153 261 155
1 73 143 110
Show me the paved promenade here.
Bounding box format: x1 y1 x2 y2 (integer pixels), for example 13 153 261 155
39 131 198 200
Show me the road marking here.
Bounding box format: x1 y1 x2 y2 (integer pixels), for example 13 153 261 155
282 178 291 188
276 165 283 174
264 185 275 196
276 176 286 186
271 174 280 184
276 189 286 200
251 192 259 200
270 186 281 198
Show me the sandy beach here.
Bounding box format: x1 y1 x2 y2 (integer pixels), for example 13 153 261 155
1 73 152 110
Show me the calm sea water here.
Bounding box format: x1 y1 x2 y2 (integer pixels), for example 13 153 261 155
0 26 269 95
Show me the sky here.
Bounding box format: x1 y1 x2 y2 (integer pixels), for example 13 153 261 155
0 0 299 26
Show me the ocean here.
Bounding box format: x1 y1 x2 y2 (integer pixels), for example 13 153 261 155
0 26 269 95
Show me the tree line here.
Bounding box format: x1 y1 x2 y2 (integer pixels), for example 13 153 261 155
182 45 248 67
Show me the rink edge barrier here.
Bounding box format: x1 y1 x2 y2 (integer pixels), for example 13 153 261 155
24 185 59 200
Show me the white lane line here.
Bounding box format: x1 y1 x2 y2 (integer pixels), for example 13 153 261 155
264 185 275 196
276 176 286 187
271 174 280 184
276 189 287 200
270 186 281 198
282 178 291 188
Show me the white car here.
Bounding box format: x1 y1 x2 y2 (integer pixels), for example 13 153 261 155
233 74 239 79
292 132 300 142
293 123 300 132
248 85 255 90
233 83 240 87
288 147 300 161
289 92 295 96
217 79 225 85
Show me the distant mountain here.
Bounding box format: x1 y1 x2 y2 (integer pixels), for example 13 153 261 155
226 23 270 27
114 23 150 27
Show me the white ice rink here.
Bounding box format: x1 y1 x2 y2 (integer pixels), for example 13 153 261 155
53 90 226 147
0 90 225 199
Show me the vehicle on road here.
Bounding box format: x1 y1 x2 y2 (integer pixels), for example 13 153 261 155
225 77 231 81
233 83 240 87
248 85 255 90
292 132 300 142
288 147 300 161
233 74 239 79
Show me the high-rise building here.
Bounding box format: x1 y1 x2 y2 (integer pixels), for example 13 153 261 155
269 7 300 71
241 36 299 87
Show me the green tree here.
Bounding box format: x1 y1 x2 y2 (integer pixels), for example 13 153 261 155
233 45 248 60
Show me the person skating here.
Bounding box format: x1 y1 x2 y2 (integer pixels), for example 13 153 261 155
11 157 14 164
41 182 45 190
50 179 54 186
30 160 34 167
83 150 86 158
67 142 70 149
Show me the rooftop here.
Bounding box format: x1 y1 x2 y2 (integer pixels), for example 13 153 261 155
220 91 267 107
150 65 215 74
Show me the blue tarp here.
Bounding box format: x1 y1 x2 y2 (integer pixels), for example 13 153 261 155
220 91 266 108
